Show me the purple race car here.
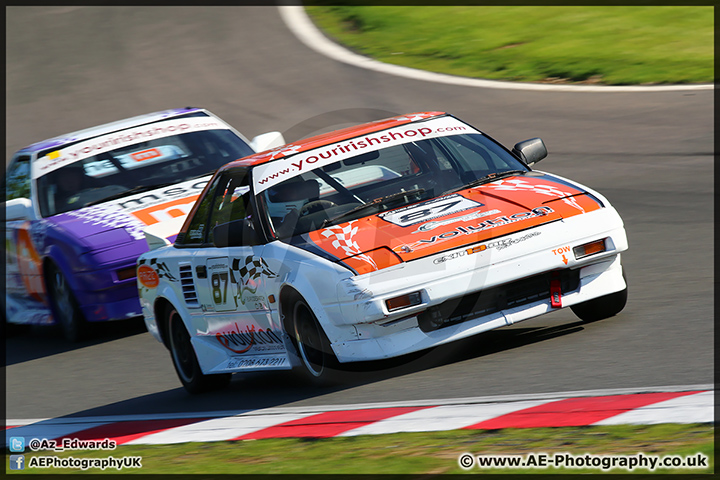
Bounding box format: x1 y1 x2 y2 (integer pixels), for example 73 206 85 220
3 108 284 340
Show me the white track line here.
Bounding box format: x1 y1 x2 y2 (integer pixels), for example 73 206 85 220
338 400 549 436
593 391 715 426
124 413 315 445
278 5 713 93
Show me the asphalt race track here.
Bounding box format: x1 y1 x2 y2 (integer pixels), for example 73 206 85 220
6 6 713 421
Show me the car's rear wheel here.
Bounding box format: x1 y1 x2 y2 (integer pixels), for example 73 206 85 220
571 277 628 323
47 263 86 342
167 307 231 393
292 299 338 382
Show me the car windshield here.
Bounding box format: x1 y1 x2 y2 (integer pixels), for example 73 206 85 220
36 125 254 217
259 133 529 239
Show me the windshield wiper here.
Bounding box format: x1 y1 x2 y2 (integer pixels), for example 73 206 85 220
321 187 425 228
441 170 527 196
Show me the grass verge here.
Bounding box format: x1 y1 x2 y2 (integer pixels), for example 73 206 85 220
6 423 713 474
305 6 713 85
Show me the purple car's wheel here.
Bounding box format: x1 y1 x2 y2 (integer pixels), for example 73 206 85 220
47 263 86 342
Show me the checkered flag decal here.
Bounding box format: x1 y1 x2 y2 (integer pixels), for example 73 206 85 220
321 221 378 271
227 256 277 307
486 179 586 213
139 257 178 282
231 256 277 285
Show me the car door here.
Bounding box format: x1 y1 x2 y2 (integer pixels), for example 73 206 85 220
189 171 287 367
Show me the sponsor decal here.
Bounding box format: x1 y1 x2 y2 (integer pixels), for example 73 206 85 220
400 206 553 253
130 195 199 226
116 180 207 212
433 249 476 264
413 208 501 233
432 232 542 264
64 179 208 236
189 224 204 240
253 116 474 192
215 322 283 354
488 231 542 251
379 194 483 228
138 258 178 282
137 265 159 288
131 148 162 162
33 118 229 178
227 355 287 369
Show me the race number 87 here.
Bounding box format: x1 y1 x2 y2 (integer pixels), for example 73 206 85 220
398 200 461 224
211 272 229 304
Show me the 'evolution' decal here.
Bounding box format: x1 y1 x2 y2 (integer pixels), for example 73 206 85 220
413 208 501 233
215 323 284 354
400 206 553 252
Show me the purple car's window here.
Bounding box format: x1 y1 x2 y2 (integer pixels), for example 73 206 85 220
35 121 254 218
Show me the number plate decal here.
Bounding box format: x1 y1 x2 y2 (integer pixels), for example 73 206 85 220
377 194 483 227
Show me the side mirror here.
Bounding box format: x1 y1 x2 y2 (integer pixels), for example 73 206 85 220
5 198 36 221
512 138 547 166
250 131 286 153
213 218 261 248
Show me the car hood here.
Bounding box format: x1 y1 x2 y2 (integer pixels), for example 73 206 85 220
297 174 603 274
49 176 210 251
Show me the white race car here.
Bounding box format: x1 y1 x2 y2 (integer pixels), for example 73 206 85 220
137 112 628 393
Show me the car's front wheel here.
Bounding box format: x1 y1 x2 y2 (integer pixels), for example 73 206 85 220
166 307 231 393
47 263 86 342
571 280 628 323
292 299 338 382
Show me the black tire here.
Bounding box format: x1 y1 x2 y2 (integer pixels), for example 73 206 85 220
47 263 86 342
167 307 231 393
571 283 628 323
292 299 339 382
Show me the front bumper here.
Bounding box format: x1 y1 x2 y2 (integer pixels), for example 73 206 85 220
327 207 628 363
333 255 624 362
